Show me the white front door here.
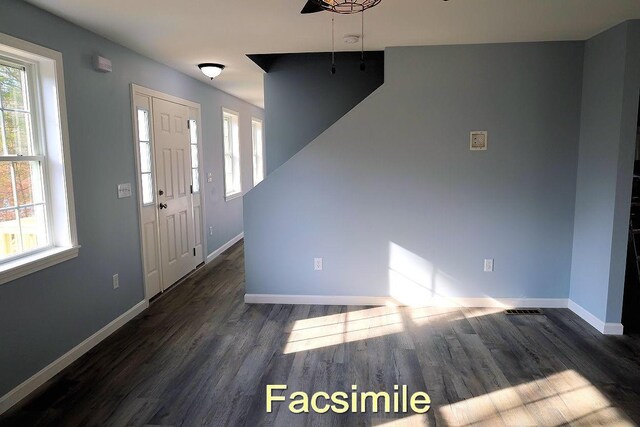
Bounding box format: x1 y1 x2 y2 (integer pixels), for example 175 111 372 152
152 98 197 287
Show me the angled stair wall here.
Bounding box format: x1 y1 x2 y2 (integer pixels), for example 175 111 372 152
245 42 584 303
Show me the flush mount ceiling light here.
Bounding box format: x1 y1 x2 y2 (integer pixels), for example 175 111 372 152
343 35 360 44
198 63 225 80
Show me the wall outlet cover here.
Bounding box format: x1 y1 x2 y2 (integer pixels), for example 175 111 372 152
314 258 323 271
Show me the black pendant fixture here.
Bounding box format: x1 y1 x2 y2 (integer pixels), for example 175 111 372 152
301 1 383 75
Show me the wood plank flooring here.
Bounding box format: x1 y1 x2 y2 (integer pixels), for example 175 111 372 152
2 240 640 426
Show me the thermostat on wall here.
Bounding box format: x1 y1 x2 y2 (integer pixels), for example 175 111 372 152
470 131 488 151
117 183 132 199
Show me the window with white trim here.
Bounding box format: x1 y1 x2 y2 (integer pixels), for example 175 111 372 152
251 118 264 186
0 33 77 284
136 108 153 205
189 119 199 193
222 109 241 199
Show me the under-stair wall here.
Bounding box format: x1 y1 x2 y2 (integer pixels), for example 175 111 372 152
244 41 584 303
570 20 640 327
257 52 384 174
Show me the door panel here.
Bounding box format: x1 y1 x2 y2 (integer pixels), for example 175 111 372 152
134 93 162 299
176 149 186 196
143 214 161 297
162 149 174 199
153 97 196 288
166 214 177 262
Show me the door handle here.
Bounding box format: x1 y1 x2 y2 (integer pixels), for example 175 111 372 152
159 203 168 209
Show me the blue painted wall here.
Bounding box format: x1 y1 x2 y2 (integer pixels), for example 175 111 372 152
245 42 584 301
570 21 640 323
263 52 384 174
0 0 262 396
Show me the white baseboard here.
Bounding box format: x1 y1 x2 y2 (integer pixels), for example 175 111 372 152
246 295 624 335
244 294 568 309
206 232 244 264
245 295 626 335
245 294 392 306
568 299 624 335
0 300 148 415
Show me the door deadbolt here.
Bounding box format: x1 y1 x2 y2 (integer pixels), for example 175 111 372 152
158 189 164 196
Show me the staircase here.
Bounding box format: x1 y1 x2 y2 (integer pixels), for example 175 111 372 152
623 160 640 331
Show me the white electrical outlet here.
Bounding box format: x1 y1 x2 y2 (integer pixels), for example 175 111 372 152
209 226 214 236
112 274 119 289
484 259 494 272
207 172 213 183
314 258 323 271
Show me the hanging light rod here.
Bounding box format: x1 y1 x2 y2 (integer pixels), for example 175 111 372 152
198 63 225 80
302 1 382 74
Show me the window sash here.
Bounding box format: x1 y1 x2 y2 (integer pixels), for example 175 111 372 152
0 57 42 158
252 120 263 186
0 56 52 263
223 112 241 197
136 108 154 205
0 159 50 260
188 119 199 193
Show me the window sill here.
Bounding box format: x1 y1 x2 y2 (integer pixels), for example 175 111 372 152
225 192 243 202
0 245 80 286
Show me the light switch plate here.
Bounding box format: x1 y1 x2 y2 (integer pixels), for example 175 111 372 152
117 183 132 198
484 258 494 272
470 131 488 151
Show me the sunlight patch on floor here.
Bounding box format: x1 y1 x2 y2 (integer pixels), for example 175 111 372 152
438 369 634 426
283 305 506 354
283 306 405 354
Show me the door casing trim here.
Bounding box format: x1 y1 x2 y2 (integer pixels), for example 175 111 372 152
130 84 205 302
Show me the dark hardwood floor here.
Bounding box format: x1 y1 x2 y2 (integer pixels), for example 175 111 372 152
2 241 640 426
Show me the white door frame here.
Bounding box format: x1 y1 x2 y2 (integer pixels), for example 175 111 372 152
130 84 206 301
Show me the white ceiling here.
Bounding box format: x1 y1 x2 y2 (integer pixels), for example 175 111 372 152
25 0 640 108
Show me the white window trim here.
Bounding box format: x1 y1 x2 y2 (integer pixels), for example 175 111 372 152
0 32 78 286
225 192 242 202
222 108 242 201
251 117 265 187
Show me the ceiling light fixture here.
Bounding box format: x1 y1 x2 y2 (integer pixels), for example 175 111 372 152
198 63 225 80
343 35 360 44
313 0 381 14
304 0 382 74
